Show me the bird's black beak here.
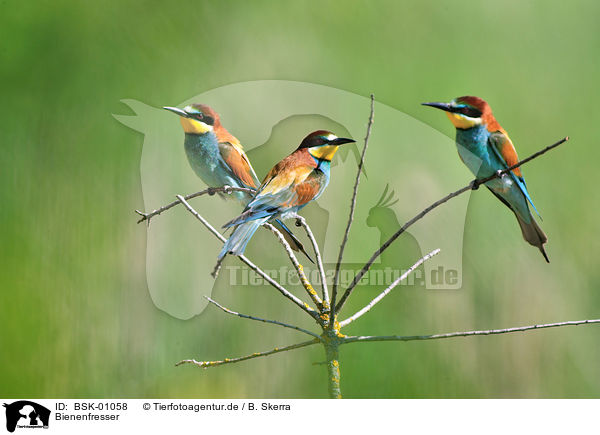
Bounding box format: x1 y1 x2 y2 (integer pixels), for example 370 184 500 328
330 137 356 146
163 106 190 118
422 102 454 113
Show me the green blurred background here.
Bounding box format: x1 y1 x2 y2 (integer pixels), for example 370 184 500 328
1 0 599 398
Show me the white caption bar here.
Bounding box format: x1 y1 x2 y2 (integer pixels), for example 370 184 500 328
0 399 597 434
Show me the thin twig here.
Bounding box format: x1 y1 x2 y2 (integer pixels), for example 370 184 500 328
136 186 255 224
339 249 441 328
204 296 322 340
176 195 321 322
336 136 570 312
330 93 375 325
264 222 324 313
176 194 225 241
211 257 225 279
175 338 319 368
342 318 600 344
295 216 330 308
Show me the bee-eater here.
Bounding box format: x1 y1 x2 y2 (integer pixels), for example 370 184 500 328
218 130 355 260
422 96 549 262
163 104 312 261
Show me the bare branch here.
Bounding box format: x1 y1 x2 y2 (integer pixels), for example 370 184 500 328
264 222 324 313
295 216 330 308
176 195 321 322
176 194 226 242
330 93 375 324
136 186 255 224
339 249 440 327
336 136 570 312
342 318 600 344
204 296 322 340
175 338 319 368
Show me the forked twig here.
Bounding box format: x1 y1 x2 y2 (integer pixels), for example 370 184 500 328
330 93 375 325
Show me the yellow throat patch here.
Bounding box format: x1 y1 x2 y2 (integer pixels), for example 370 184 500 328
309 145 339 161
446 112 481 129
180 117 213 134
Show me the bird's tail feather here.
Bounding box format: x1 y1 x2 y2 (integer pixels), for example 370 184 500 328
273 219 314 264
218 219 266 260
223 208 272 229
515 212 549 263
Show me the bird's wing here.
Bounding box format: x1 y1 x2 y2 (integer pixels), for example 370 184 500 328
488 130 541 217
488 130 522 177
223 164 321 227
218 141 260 189
255 163 325 207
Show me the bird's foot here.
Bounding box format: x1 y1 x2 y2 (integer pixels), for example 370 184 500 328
207 185 233 196
495 169 505 179
207 187 218 196
282 211 302 222
470 179 481 190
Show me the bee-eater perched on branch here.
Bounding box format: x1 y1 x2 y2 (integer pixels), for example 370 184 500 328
218 130 355 260
423 96 549 262
164 104 312 261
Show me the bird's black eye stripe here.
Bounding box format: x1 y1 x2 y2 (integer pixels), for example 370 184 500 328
194 113 215 125
459 106 482 118
301 136 327 148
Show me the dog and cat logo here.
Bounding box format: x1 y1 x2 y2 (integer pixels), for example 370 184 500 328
3 401 50 432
